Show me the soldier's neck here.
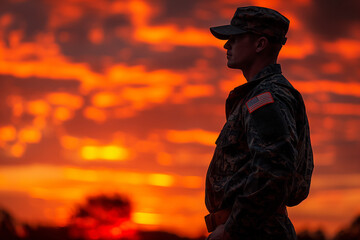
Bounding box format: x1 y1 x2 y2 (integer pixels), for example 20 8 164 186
243 58 277 82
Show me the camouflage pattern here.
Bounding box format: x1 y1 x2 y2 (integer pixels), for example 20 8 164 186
205 64 314 240
210 6 290 45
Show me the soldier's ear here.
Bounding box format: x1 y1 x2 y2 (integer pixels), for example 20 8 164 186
255 36 268 53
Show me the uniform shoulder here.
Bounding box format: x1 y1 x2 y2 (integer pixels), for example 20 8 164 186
257 74 301 101
245 74 303 117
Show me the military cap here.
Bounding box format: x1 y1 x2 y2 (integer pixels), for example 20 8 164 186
210 6 290 45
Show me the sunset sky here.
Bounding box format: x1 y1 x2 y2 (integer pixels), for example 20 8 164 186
0 0 360 238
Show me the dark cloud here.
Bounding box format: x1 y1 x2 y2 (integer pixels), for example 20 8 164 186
334 140 360 173
0 0 48 43
148 0 202 27
122 99 224 132
58 38 225 73
55 11 131 44
125 46 224 71
299 0 360 40
62 97 223 141
0 75 80 97
0 0 227 73
55 14 130 56
0 76 13 124
282 54 360 83
103 14 131 31
310 113 360 174
158 0 198 18
148 0 230 29
328 93 360 104
62 109 115 140
0 134 65 166
0 74 81 126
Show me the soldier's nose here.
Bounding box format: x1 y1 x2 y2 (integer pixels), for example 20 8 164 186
224 40 231 50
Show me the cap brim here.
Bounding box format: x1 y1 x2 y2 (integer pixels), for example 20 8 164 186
210 25 247 40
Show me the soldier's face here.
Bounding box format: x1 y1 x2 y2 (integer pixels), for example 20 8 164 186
224 33 257 70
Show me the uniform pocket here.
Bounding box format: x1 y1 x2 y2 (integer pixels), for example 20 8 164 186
215 121 242 148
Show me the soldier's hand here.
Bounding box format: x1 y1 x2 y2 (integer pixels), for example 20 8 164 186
206 224 225 240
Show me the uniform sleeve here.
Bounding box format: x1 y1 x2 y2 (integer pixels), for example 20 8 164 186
223 90 298 239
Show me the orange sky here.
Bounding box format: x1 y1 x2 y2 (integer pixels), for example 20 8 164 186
0 0 360 238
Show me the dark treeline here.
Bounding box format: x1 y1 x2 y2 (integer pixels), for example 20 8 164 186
2 210 360 240
297 215 360 240
1 194 359 240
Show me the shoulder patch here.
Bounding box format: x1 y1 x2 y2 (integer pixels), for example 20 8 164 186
246 92 274 113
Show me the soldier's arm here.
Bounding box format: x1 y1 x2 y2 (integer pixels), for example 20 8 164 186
224 89 298 238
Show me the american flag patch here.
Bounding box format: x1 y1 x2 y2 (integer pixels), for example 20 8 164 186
246 92 274 113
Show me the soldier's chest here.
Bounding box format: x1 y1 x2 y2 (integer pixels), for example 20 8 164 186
211 102 251 176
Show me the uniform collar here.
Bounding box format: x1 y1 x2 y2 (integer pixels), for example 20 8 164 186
225 64 282 119
249 63 282 82
230 64 281 96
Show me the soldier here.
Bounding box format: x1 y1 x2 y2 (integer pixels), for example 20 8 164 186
205 6 314 240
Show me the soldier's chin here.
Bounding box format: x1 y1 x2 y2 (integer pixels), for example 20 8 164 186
227 61 238 69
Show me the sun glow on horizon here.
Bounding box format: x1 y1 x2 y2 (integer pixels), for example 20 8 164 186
132 212 161 225
81 145 129 161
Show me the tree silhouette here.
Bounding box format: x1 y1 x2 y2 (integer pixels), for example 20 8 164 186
333 215 360 240
297 229 327 240
0 208 21 240
68 194 138 240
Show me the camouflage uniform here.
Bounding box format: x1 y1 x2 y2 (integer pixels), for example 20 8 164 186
205 64 314 240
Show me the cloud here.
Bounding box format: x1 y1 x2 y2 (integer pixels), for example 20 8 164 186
0 75 80 95
133 24 220 48
166 129 218 146
292 80 360 98
280 36 315 59
323 38 360 59
0 0 48 42
0 37 103 93
298 0 360 41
